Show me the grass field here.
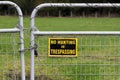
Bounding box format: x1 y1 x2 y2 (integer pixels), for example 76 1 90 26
1 16 120 30
35 17 120 31
0 16 120 80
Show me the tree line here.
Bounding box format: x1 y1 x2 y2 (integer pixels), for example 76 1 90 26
0 0 120 17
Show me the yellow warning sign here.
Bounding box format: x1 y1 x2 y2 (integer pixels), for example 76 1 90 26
48 38 78 57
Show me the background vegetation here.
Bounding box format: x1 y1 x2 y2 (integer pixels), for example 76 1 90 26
0 0 120 17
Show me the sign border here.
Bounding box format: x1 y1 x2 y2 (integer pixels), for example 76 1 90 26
48 38 78 57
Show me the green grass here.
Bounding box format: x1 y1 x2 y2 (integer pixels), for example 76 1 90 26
35 17 120 31
0 16 120 80
1 16 120 31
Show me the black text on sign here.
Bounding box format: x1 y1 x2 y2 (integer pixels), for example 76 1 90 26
48 38 78 57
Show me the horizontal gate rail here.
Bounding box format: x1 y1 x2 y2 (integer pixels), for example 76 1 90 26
0 1 25 80
34 31 120 35
30 3 120 80
31 3 120 18
0 28 20 33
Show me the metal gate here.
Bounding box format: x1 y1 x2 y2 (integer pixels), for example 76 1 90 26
30 3 120 80
0 1 25 80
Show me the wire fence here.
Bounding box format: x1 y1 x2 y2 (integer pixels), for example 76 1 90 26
34 35 120 80
0 33 21 80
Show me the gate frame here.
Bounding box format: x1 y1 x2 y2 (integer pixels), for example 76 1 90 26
30 3 120 80
0 1 25 80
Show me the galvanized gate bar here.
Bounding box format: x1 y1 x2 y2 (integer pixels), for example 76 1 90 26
34 31 120 35
31 3 120 18
0 28 20 33
0 1 25 80
30 3 120 80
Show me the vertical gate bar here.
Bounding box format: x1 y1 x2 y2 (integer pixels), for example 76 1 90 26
30 15 35 80
19 14 25 80
118 36 119 78
0 1 25 80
